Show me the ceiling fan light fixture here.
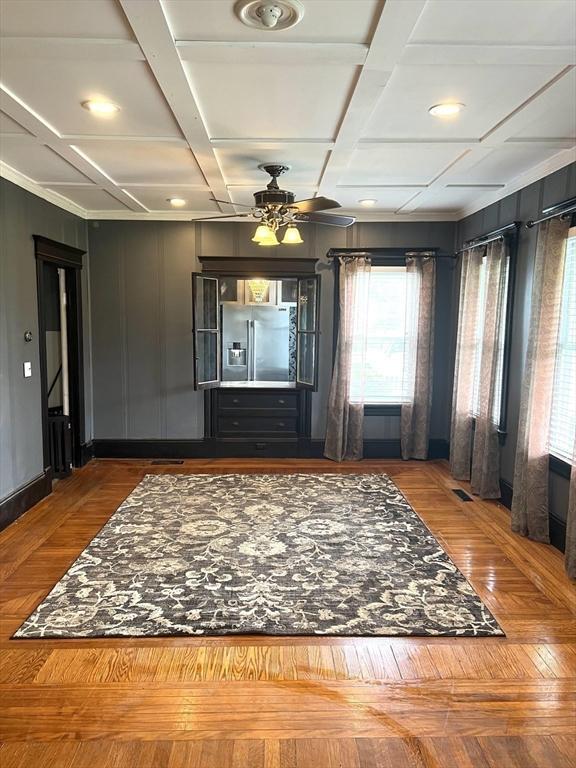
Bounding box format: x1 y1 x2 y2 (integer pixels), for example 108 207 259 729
257 228 280 246
281 224 303 244
252 223 273 243
428 102 465 118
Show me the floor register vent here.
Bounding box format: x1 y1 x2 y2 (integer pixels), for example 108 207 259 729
452 488 474 502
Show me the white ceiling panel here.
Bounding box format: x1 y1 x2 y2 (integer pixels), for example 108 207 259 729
0 59 182 138
410 0 576 46
72 141 205 184
408 186 490 212
185 61 358 140
0 0 134 40
363 63 563 140
164 0 382 44
46 185 131 210
335 187 420 211
214 145 330 187
118 187 219 212
512 70 576 139
340 144 466 186
448 145 569 186
0 141 90 182
0 111 30 134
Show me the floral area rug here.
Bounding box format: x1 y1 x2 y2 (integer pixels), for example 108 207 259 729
14 473 503 638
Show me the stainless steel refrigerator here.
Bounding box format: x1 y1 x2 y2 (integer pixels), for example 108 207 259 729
222 304 292 383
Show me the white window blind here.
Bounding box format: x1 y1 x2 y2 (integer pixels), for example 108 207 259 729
550 228 576 463
349 267 418 404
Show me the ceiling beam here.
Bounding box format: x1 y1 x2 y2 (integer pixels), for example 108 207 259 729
403 43 576 67
118 0 233 212
0 85 147 211
176 41 368 66
0 37 144 61
317 0 428 198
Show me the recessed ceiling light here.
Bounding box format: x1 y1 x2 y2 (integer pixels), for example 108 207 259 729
81 99 120 116
359 199 377 207
428 102 465 118
167 197 187 208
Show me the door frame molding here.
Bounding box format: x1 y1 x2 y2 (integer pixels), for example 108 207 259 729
34 236 86 471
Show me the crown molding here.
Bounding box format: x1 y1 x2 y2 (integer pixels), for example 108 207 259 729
0 163 88 219
456 148 576 219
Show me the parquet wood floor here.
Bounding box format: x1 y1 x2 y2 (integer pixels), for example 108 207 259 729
0 459 574 767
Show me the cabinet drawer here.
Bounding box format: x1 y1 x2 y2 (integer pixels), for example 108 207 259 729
218 415 298 435
219 391 298 411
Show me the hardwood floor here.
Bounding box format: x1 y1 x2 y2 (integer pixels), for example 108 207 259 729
0 458 574 767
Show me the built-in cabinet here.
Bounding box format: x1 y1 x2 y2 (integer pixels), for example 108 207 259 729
192 257 319 457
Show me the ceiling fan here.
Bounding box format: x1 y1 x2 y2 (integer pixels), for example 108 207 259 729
197 164 355 246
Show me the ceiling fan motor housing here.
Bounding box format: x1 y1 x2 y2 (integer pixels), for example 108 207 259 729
254 188 295 207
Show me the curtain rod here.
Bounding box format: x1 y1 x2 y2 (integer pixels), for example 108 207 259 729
454 221 520 256
325 248 446 260
526 196 576 228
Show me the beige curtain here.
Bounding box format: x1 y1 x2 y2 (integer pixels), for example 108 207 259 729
512 218 571 544
450 239 509 498
324 256 371 461
401 257 436 460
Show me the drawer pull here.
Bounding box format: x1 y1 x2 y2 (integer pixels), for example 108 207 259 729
277 422 286 428
278 399 285 405
232 398 239 404
232 421 240 426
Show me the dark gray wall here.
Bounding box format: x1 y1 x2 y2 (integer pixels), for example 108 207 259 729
88 219 457 443
0 178 90 502
457 161 576 523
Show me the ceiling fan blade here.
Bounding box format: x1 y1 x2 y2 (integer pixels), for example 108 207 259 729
292 196 341 213
193 213 253 221
295 212 355 227
209 198 254 208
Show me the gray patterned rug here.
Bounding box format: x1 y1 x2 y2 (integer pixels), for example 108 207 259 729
14 473 503 638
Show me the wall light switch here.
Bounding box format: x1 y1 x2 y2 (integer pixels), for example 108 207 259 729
23 361 32 378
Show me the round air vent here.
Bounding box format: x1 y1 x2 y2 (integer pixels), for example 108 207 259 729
235 0 305 31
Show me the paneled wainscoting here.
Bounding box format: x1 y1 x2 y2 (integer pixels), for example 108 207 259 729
0 459 574 767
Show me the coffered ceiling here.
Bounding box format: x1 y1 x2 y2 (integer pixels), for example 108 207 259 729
0 0 575 221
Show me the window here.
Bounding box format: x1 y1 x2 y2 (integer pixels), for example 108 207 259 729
550 227 576 462
471 253 510 423
349 266 418 404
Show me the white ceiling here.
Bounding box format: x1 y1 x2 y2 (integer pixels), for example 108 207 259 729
0 0 574 222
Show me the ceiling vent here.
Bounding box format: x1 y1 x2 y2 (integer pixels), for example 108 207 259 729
235 0 305 31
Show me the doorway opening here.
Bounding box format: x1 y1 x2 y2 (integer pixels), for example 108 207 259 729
35 236 86 481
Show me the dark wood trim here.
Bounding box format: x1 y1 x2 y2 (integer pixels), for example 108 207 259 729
0 471 52 530
93 438 313 459
499 479 513 510
364 404 402 416
199 256 318 276
34 237 86 474
33 235 85 268
549 513 567 552
549 454 572 479
80 442 94 467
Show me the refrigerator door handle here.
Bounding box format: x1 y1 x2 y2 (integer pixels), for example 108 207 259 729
253 320 258 381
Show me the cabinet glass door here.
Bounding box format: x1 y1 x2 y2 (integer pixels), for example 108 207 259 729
296 275 319 389
192 273 220 389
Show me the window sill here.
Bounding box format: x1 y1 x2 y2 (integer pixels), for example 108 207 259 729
363 404 402 416
549 454 572 479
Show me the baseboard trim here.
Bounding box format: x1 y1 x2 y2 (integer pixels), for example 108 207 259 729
498 477 566 553
94 437 451 461
79 441 94 466
0 470 52 531
499 479 513 510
